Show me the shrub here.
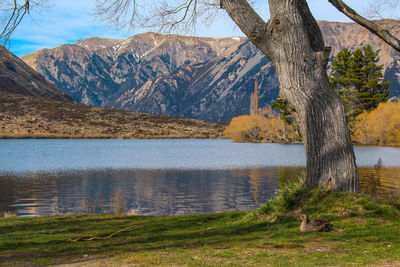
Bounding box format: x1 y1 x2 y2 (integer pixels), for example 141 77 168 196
352 101 400 146
1 211 17 218
224 109 300 143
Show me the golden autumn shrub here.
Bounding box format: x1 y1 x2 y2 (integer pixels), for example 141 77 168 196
352 101 400 146
224 109 300 143
224 115 265 143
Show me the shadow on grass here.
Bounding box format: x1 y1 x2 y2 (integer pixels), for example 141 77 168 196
0 212 290 264
2 191 400 265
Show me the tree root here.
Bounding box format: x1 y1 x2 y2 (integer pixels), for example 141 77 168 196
67 225 139 242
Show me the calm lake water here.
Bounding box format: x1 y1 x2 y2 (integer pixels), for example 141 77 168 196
0 139 399 216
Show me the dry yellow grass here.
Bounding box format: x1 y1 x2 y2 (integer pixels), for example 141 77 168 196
0 91 226 139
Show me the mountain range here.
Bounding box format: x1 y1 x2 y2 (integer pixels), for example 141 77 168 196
21 20 400 122
0 44 225 138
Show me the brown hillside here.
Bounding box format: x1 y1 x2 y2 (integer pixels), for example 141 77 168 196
0 91 226 139
0 45 73 102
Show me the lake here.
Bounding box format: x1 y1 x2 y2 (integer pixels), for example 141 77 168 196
0 139 399 216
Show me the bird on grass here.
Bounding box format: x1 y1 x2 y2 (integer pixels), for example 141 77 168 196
298 214 334 233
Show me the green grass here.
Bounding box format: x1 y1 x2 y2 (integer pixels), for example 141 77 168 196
1 178 400 266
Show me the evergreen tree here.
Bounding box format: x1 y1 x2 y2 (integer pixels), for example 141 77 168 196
271 96 292 125
330 48 360 119
359 45 389 111
276 45 389 126
346 48 365 119
330 48 352 89
271 96 302 139
329 45 389 123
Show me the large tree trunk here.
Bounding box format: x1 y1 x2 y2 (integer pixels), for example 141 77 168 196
222 0 360 192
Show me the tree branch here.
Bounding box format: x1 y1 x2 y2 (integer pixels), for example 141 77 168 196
95 0 219 34
95 0 137 29
1 0 31 45
328 0 400 52
163 0 195 29
221 0 270 53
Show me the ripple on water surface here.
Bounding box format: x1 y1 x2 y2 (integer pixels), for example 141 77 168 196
0 139 399 216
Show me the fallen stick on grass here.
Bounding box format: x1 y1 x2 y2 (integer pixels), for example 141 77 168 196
67 225 139 242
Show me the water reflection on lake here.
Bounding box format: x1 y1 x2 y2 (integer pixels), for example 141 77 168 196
359 168 400 196
1 167 399 217
0 168 283 216
0 139 399 216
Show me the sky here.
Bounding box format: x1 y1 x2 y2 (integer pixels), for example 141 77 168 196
5 0 397 57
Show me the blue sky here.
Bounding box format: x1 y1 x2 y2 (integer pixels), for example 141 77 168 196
6 0 392 56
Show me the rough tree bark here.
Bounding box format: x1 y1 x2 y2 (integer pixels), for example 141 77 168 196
222 0 360 192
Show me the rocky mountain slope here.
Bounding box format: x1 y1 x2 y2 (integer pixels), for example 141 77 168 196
0 46 225 138
0 45 73 102
22 20 400 122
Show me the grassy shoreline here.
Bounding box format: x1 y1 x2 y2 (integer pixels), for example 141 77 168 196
1 183 400 266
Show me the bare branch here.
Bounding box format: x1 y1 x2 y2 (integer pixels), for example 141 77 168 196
0 0 49 46
0 0 30 45
329 0 400 52
365 0 400 20
221 0 269 52
150 0 197 32
95 0 137 30
95 0 222 35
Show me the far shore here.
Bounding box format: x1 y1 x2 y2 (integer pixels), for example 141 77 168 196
0 133 221 139
1 134 398 147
